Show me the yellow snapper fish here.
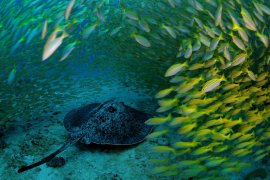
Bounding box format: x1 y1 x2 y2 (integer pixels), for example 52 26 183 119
42 31 69 61
153 146 176 154
177 105 197 115
233 148 253 157
255 2 270 15
215 5 223 26
205 157 227 168
177 76 203 93
221 167 241 174
241 8 257 31
147 129 169 139
165 62 188 77
211 131 231 141
174 141 201 148
131 33 151 47
202 75 226 93
155 87 174 99
231 53 248 66
256 32 269 47
169 116 189 126
181 165 207 178
230 32 246 51
213 145 230 153
178 123 197 134
188 62 205 70
223 46 231 60
145 113 172 125
158 98 178 108
177 160 201 168
153 165 170 173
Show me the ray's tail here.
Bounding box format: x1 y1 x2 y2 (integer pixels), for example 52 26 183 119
18 137 79 173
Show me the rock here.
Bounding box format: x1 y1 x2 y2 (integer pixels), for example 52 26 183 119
46 157 66 168
244 168 267 180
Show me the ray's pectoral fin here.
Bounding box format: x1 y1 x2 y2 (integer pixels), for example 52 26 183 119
18 137 80 173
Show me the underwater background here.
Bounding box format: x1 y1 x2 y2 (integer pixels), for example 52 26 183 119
1 0 270 179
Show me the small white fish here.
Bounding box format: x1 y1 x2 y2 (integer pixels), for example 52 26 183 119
42 20 48 39
7 66 17 85
26 27 39 45
65 0 76 20
132 33 151 47
139 20 150 32
60 42 76 61
47 26 62 43
124 10 139 20
95 8 105 22
42 31 68 61
110 26 122 36
82 22 99 39
162 24 176 39
167 0 176 8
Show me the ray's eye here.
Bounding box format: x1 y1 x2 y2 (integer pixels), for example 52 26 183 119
108 106 116 113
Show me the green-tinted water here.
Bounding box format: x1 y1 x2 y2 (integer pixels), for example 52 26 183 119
1 0 270 179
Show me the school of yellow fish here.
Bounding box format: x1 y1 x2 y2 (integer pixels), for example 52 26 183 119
1 0 270 179
143 0 270 179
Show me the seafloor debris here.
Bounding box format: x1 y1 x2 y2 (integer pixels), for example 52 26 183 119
46 157 66 168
